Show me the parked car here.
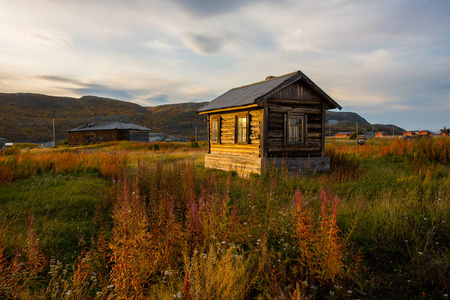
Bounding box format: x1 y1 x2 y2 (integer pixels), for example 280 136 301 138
357 135 366 145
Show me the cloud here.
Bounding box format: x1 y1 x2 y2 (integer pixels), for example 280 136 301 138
35 75 134 100
7 25 73 48
35 75 79 85
144 40 178 53
183 32 235 55
169 0 264 16
142 94 170 105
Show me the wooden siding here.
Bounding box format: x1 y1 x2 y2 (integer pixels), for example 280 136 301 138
272 82 322 101
209 109 262 158
265 95 323 157
205 153 262 177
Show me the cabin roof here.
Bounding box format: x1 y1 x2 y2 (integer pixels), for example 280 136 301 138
67 122 151 132
197 70 341 113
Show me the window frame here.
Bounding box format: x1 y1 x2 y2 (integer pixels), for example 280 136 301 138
210 116 221 144
235 113 250 144
284 113 307 145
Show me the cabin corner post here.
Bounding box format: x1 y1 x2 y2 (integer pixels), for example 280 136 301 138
262 106 269 158
321 102 325 157
206 114 211 153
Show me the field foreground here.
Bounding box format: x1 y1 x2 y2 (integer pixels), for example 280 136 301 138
0 139 449 299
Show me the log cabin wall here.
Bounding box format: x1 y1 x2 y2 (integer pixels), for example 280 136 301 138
265 82 324 157
205 109 263 176
209 109 262 158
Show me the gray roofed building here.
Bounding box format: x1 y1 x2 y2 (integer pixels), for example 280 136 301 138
197 70 341 113
68 122 151 132
67 122 151 146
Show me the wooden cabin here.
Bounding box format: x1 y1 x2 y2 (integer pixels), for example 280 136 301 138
67 122 151 146
197 70 342 177
375 131 388 137
335 132 351 138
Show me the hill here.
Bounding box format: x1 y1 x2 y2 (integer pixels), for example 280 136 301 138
0 93 151 142
0 93 404 143
145 102 207 138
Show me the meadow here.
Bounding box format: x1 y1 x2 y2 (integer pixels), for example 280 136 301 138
0 138 448 299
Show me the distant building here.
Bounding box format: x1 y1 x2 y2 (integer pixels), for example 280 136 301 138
67 122 151 146
149 133 164 142
328 120 338 125
440 126 449 136
335 132 352 138
403 131 417 137
0 137 6 149
419 130 432 136
375 131 388 137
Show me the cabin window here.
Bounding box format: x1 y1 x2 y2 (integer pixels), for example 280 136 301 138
211 119 220 143
236 116 248 143
285 114 306 144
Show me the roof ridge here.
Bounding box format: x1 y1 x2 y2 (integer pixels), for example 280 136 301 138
230 71 300 91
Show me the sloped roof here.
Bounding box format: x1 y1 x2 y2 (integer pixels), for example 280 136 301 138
68 122 151 132
197 70 341 113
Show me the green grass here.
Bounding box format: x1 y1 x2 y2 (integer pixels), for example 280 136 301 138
0 172 113 263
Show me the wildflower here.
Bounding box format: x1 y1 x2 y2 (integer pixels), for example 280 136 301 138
418 251 424 255
405 240 408 243
221 241 226 244
65 291 72 296
444 294 448 297
193 250 198 254
424 218 427 220
107 285 115 289
330 291 335 295
177 292 182 298
347 290 353 294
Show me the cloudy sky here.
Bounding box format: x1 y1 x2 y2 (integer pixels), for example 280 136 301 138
1 0 449 131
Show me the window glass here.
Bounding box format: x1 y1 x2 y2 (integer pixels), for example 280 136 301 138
211 120 219 143
237 117 247 143
288 117 303 143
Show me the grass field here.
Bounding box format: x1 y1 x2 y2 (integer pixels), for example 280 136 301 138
0 139 448 299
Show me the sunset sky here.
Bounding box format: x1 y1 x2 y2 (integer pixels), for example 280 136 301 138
1 0 449 131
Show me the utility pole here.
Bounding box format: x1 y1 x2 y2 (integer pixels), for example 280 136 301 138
392 125 395 136
53 119 56 147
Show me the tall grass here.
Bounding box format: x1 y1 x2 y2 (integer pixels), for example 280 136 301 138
0 138 448 298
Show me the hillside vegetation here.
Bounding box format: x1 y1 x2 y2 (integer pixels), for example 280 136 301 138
0 138 448 299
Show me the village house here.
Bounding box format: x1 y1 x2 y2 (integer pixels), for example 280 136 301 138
440 127 449 136
197 70 341 177
403 131 417 137
419 130 432 137
67 122 151 146
375 131 388 137
335 132 351 138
